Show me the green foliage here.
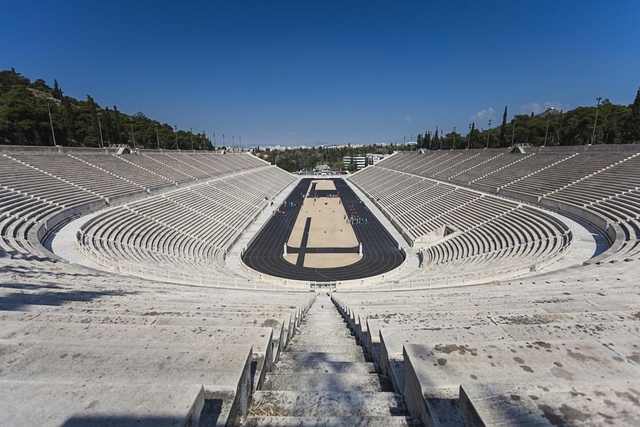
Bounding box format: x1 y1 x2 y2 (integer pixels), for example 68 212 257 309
629 87 640 142
0 69 213 149
419 96 638 151
499 106 508 148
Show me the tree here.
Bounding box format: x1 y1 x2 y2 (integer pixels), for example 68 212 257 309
52 79 63 100
433 127 439 148
424 131 431 150
86 95 100 147
499 106 508 147
627 87 640 142
62 97 75 143
469 122 475 148
112 105 123 144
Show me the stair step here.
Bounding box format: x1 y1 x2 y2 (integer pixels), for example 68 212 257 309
293 330 353 338
278 350 366 363
242 415 416 426
262 373 385 392
270 360 376 375
284 344 364 354
248 391 406 417
291 335 355 346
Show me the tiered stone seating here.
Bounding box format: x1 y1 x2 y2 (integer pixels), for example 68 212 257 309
350 165 569 281
432 151 508 180
123 154 196 183
332 259 640 426
77 166 295 281
0 149 276 261
473 153 575 189
547 154 640 205
371 147 640 263
0 256 314 426
450 153 534 184
73 153 175 189
502 152 630 197
0 154 100 208
6 153 147 201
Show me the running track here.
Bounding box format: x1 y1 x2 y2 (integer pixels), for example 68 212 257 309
241 178 405 282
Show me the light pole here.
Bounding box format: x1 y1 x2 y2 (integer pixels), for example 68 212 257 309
174 125 178 149
511 116 516 147
223 134 225 147
233 135 235 146
213 132 216 149
97 112 104 148
129 117 136 149
190 128 194 150
46 98 57 146
155 124 160 149
590 96 602 145
239 136 241 148
486 119 492 148
468 124 472 149
543 115 551 147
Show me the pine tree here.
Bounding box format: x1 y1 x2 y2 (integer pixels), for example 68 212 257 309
499 106 508 147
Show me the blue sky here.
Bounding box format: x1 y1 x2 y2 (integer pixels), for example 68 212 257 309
2 1 639 146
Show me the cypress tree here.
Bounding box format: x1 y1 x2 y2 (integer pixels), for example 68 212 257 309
52 79 63 99
628 87 640 142
87 95 100 147
499 106 508 147
113 105 123 144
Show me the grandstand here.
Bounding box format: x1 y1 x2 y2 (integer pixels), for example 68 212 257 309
1 144 639 426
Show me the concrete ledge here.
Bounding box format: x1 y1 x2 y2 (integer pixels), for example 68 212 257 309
0 339 254 423
459 381 640 427
0 381 205 427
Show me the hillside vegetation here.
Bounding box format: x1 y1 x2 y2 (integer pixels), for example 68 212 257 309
0 69 211 149
0 69 638 152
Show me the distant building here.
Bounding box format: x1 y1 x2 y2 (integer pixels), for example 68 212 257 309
342 154 391 170
366 153 390 165
342 156 367 170
537 107 562 117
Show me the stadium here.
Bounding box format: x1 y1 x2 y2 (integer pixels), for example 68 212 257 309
1 143 640 426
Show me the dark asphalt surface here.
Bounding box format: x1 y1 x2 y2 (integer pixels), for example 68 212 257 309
241 178 405 282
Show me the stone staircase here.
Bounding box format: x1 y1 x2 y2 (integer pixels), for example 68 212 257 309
242 293 420 426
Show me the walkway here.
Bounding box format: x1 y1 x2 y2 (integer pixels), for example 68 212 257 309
242 293 420 426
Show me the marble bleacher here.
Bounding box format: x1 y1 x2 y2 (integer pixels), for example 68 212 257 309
77 166 295 281
0 256 314 426
371 147 640 262
332 258 640 426
349 165 570 283
0 149 275 261
0 147 312 426
3 144 640 426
